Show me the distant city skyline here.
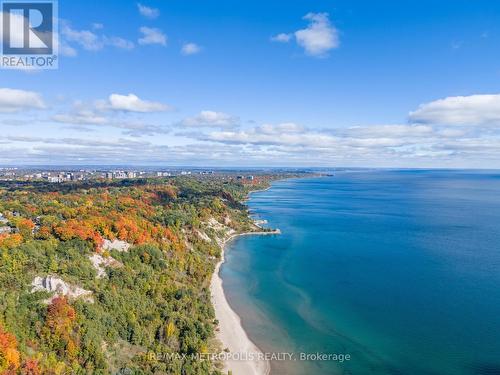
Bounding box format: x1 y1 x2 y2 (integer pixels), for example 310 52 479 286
1 0 500 168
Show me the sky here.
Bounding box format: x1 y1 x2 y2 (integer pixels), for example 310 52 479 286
1 0 500 167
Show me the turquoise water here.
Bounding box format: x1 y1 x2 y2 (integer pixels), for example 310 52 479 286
221 170 500 375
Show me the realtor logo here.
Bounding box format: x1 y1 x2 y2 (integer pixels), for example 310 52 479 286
1 0 58 69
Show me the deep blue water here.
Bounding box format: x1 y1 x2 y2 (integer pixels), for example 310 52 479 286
221 170 500 375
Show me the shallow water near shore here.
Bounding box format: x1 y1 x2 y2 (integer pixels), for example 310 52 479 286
221 170 500 375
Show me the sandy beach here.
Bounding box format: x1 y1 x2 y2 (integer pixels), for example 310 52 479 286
211 231 278 375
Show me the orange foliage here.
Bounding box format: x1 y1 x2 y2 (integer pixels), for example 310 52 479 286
163 227 177 243
45 297 79 360
46 297 76 339
14 218 35 238
65 338 78 361
54 219 103 250
0 324 20 373
117 196 136 206
0 234 23 249
34 226 52 240
1 184 188 251
20 359 40 375
113 216 145 244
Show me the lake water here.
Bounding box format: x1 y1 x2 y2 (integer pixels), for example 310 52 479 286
221 170 500 375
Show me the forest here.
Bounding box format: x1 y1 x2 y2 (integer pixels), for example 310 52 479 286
0 176 271 374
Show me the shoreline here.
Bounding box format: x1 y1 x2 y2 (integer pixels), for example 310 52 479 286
210 229 279 375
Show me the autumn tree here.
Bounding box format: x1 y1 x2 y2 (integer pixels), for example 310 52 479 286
0 234 23 250
44 297 78 360
13 218 35 239
20 359 41 375
0 324 20 373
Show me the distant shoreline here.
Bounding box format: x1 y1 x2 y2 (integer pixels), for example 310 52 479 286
210 184 280 375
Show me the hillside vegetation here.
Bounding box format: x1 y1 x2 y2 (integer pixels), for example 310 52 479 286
0 177 269 375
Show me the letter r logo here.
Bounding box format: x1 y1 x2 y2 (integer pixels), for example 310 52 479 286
2 1 53 54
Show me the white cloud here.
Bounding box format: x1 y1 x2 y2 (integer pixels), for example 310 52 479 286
210 124 343 147
181 42 202 55
99 93 171 113
50 97 171 136
52 111 170 136
195 122 476 160
4 117 500 166
409 94 500 126
345 124 433 138
138 27 167 46
92 23 104 30
270 33 292 43
206 125 339 148
4 87 500 167
437 128 467 138
259 122 305 134
61 23 135 52
59 41 78 57
295 13 339 57
181 111 239 128
137 3 160 19
61 24 102 51
52 110 108 125
271 13 339 57
0 88 45 112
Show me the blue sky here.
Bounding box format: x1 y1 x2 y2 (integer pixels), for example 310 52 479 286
1 0 500 167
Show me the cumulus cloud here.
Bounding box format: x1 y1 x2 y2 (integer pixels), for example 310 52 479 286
137 3 160 19
98 93 171 113
295 13 339 56
138 27 167 46
47 94 172 136
0 88 46 112
181 42 202 55
194 122 478 160
181 111 239 128
409 94 500 126
3 118 500 166
4 88 500 167
272 13 339 57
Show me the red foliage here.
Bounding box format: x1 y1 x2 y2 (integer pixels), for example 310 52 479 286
20 359 40 375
